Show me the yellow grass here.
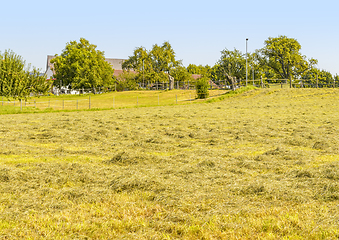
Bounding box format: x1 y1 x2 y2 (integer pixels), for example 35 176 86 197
0 87 339 239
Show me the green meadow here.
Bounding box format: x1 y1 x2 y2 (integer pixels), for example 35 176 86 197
0 87 338 239
0 89 227 114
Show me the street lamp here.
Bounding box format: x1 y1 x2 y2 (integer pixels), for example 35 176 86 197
246 38 248 86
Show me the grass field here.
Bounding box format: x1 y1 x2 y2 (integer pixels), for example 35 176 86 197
0 87 339 239
0 89 227 115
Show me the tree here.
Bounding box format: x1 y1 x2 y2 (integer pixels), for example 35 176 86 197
150 41 180 73
122 41 181 84
0 50 51 100
51 38 114 93
258 36 317 79
218 48 246 79
115 70 138 91
195 76 210 99
171 66 193 83
302 68 334 87
187 64 211 77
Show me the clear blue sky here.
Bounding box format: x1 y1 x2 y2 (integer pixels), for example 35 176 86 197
1 0 338 75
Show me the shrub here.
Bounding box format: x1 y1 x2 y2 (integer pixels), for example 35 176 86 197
195 76 210 99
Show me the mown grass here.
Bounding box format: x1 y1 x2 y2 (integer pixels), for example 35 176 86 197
0 87 339 239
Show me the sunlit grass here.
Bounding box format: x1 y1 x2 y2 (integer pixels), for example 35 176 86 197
0 87 339 239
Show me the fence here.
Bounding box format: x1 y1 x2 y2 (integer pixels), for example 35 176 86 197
52 80 231 95
236 77 338 89
0 90 225 112
53 77 338 96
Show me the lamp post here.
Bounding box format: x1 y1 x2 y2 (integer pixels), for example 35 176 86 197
246 38 248 86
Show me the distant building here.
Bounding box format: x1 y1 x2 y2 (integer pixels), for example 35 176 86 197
45 55 127 79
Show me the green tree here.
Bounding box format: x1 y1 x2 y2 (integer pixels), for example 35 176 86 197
150 41 180 73
123 41 181 84
51 38 114 93
302 68 334 87
115 70 138 91
0 50 50 100
187 64 211 77
171 66 193 82
258 36 317 79
195 76 210 99
218 48 246 79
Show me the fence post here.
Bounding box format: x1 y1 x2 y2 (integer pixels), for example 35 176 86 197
89 96 91 109
20 99 22 111
260 76 263 88
281 80 283 88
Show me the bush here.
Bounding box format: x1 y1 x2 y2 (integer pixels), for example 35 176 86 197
195 76 210 99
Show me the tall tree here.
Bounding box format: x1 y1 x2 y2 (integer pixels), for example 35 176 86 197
0 50 50 100
122 41 181 83
218 48 246 79
259 36 317 79
51 38 114 93
150 41 180 73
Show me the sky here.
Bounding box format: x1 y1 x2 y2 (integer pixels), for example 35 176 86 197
1 0 338 75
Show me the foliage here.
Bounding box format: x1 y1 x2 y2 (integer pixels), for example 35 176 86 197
51 38 114 93
115 70 138 91
123 42 182 83
171 66 193 82
258 35 317 79
150 41 180 73
218 48 246 79
195 76 210 99
187 64 211 77
302 68 334 87
0 50 50 100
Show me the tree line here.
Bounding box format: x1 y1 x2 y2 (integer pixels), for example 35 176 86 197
1 36 338 99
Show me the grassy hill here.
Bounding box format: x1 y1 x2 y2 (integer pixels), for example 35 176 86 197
0 88 339 239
